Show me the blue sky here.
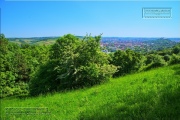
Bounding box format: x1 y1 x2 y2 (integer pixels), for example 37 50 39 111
0 0 180 37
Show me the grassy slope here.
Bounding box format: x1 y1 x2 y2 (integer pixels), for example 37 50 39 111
9 39 56 46
1 64 180 120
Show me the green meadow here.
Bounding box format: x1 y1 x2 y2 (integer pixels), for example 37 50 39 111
1 64 180 120
9 38 57 46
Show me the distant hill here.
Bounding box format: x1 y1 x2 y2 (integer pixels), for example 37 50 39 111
8 37 59 45
168 38 180 42
143 38 177 51
100 37 179 52
7 37 180 52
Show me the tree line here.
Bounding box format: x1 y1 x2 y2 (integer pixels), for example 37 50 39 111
1 34 180 97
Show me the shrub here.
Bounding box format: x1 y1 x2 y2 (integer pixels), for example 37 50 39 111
29 34 117 96
164 54 171 62
170 54 180 65
110 49 144 77
145 54 167 70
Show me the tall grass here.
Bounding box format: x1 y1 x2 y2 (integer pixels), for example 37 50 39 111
1 64 180 120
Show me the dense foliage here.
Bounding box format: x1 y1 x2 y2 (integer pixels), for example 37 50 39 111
1 33 180 97
110 49 144 76
30 34 117 96
0 34 49 98
110 42 180 76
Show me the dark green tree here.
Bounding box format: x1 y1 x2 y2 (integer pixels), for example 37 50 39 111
145 54 167 70
110 49 144 77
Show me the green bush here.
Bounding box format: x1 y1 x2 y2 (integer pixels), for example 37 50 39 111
145 54 167 70
110 49 144 77
164 54 171 62
170 54 180 65
0 34 49 98
172 46 180 54
29 34 117 96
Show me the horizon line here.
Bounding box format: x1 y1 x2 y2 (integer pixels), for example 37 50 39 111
7 36 180 38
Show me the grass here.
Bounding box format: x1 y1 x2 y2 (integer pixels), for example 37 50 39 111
1 64 180 120
35 39 56 45
9 38 56 46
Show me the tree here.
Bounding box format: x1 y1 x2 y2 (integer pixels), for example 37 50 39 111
110 49 144 77
0 34 29 97
172 46 180 54
145 54 167 70
0 34 49 98
170 54 180 65
29 34 117 96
